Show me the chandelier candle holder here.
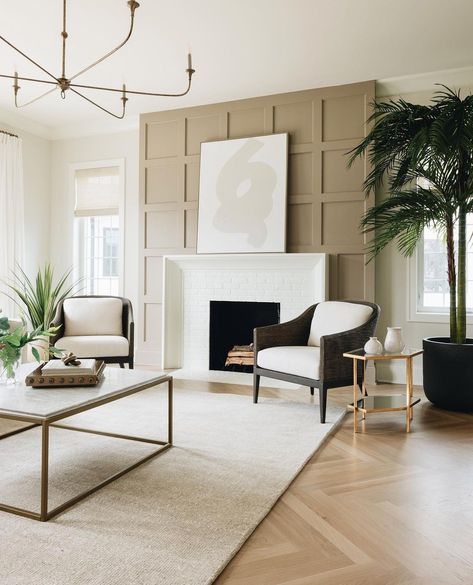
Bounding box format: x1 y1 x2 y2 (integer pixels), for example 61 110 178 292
0 0 195 118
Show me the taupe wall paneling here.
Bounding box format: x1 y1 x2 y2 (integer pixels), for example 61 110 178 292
139 81 374 363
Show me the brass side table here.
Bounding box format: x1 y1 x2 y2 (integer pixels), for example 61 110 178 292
343 348 423 433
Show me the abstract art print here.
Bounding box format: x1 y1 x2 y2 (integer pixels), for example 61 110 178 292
197 133 288 254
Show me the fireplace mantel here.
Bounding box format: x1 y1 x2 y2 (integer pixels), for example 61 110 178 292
162 253 328 370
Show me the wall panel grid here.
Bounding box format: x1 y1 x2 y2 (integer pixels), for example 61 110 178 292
138 81 374 364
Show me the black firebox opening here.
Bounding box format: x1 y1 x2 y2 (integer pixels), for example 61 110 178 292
209 300 280 372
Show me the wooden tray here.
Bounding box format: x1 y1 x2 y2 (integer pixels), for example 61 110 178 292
25 360 106 388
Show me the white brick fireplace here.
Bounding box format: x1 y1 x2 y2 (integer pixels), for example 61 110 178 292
162 253 328 370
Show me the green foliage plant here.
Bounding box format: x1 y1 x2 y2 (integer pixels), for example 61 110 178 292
348 87 473 344
0 316 62 380
7 264 79 330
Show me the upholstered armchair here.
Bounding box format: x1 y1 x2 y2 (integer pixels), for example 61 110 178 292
51 295 134 368
253 300 380 423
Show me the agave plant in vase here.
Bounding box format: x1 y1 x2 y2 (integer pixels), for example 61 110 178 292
7 264 81 361
0 316 62 385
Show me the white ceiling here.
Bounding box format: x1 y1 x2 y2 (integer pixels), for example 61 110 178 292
1 0 473 139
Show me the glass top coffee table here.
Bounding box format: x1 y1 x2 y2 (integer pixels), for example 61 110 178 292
0 366 172 521
343 348 423 433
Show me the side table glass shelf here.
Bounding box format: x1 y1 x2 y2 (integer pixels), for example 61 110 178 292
343 348 423 433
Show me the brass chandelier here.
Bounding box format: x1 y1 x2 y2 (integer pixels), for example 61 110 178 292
0 0 195 118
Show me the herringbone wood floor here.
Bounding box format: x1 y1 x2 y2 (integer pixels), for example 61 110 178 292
173 379 473 585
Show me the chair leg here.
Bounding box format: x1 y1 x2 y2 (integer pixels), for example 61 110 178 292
119 362 124 369
253 373 260 403
310 387 314 396
319 386 327 424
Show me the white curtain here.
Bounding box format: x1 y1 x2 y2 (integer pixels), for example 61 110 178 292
0 132 25 318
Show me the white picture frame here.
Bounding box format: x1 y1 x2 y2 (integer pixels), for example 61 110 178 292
197 133 288 254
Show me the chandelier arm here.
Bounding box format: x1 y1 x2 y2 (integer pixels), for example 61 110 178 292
0 36 58 82
0 74 57 86
69 73 194 98
69 87 126 119
69 4 137 82
14 86 58 108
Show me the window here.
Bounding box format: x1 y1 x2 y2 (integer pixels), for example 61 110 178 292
417 217 473 313
73 163 123 296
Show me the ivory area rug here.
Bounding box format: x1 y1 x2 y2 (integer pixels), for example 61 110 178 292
0 380 345 585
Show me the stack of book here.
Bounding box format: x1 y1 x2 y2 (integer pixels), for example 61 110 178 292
42 359 97 376
225 344 254 367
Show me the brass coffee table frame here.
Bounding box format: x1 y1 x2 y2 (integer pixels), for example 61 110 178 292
343 349 423 433
0 375 173 522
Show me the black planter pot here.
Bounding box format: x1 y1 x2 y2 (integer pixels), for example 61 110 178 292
423 337 473 412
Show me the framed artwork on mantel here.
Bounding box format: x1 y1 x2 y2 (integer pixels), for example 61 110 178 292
197 133 288 254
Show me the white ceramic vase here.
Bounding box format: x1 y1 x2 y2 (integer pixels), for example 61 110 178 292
364 336 383 355
384 327 404 353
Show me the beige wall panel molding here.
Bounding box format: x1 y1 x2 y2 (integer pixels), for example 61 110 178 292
288 152 313 196
138 80 375 364
322 94 366 142
143 303 162 346
144 256 163 301
287 202 314 247
321 200 365 246
185 114 223 156
145 164 180 204
227 107 266 139
185 163 200 202
145 210 180 249
185 209 198 249
322 149 365 194
337 254 366 299
273 101 314 145
320 192 366 203
146 120 179 160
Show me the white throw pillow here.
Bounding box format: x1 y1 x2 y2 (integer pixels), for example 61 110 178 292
63 297 123 337
308 301 372 346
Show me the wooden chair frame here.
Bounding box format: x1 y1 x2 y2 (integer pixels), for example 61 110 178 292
51 295 135 369
253 301 380 423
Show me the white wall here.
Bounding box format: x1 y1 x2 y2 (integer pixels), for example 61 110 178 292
49 130 140 316
375 82 473 384
0 121 51 281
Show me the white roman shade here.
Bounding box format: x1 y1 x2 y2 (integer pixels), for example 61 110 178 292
74 166 120 217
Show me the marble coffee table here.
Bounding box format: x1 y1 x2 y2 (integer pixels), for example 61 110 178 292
0 366 172 521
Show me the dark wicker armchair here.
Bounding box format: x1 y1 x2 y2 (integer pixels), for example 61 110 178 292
50 295 134 369
253 300 380 423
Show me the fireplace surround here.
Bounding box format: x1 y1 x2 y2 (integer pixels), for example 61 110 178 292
162 253 328 370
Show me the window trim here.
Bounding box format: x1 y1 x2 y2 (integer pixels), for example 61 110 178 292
69 159 125 295
408 235 473 324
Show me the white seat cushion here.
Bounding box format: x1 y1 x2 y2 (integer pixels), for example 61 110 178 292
55 336 129 358
308 301 372 347
63 298 123 336
257 346 320 380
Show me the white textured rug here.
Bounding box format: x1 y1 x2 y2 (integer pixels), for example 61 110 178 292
0 382 345 585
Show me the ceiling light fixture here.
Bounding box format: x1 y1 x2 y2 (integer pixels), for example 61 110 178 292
0 0 195 119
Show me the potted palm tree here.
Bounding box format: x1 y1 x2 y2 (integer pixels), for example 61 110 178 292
349 86 473 411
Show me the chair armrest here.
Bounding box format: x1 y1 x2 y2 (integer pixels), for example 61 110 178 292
125 300 135 360
254 304 316 353
319 310 379 383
